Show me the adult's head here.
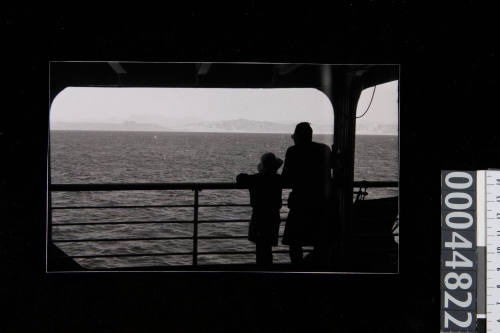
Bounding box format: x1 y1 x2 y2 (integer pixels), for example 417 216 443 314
292 122 313 145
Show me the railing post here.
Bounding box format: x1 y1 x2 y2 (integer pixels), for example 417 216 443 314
193 188 199 266
48 190 53 243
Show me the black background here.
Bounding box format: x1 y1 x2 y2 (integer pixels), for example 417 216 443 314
1 2 499 332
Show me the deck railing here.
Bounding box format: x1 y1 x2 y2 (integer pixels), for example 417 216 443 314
49 181 398 267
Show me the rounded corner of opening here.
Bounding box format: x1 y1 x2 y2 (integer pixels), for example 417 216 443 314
50 87 70 108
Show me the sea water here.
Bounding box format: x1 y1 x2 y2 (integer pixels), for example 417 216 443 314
50 131 398 269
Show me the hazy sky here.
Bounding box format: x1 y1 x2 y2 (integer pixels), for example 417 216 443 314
356 80 398 125
50 80 398 129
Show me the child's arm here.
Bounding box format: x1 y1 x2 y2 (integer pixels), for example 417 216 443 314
236 173 251 186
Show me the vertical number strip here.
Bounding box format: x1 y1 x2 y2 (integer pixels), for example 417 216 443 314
441 170 477 332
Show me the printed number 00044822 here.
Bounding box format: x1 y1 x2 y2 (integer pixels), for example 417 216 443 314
442 172 475 329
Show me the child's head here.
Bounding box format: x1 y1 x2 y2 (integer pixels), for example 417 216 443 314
257 152 283 174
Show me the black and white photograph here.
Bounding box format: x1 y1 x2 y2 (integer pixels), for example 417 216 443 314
48 62 399 272
3 3 498 332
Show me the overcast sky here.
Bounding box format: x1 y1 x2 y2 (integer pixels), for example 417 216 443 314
50 80 398 132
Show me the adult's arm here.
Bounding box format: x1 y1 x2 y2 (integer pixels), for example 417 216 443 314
322 144 333 200
280 148 293 188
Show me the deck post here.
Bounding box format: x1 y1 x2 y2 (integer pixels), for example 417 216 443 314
47 125 53 245
322 68 362 268
193 188 199 266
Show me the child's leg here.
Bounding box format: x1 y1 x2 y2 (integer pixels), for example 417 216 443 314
256 242 273 266
263 244 272 265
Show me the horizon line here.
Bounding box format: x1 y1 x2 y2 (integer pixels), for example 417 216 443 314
49 129 397 136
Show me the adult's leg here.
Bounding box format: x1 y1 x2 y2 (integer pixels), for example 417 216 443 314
256 242 263 265
289 245 303 265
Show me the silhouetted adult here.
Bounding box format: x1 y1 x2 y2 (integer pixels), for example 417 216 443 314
281 122 332 265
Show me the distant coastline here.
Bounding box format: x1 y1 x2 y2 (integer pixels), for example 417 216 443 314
50 129 398 136
51 119 398 136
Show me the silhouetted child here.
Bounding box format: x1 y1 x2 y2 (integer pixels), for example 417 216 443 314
236 152 283 266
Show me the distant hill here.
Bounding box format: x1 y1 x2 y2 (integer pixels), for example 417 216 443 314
178 119 396 135
355 123 398 135
51 121 169 132
51 119 397 135
179 118 296 133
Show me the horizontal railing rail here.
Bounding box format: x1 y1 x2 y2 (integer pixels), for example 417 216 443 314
49 181 398 267
52 218 290 227
67 249 300 259
51 203 251 209
50 181 398 192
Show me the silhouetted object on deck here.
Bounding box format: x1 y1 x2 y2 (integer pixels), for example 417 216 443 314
237 152 283 267
351 195 399 271
281 122 333 266
47 243 84 271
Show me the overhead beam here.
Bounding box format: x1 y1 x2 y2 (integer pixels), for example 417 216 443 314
360 67 398 89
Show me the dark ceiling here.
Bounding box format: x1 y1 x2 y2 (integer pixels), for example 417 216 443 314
50 62 398 102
